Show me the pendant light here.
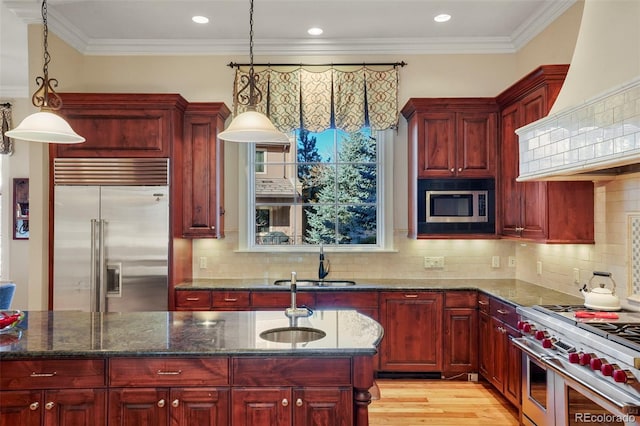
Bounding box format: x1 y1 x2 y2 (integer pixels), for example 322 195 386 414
218 0 289 144
5 0 85 144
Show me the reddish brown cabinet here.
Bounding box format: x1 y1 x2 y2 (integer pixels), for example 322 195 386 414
0 359 106 426
379 291 444 372
477 293 521 407
443 291 478 377
180 103 230 238
497 65 594 243
402 98 498 179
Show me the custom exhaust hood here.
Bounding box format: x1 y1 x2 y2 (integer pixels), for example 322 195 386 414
516 0 640 181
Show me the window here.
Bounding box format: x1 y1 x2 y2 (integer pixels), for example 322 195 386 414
249 127 390 249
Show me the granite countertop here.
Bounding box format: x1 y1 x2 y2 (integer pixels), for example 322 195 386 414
0 310 382 359
176 278 584 307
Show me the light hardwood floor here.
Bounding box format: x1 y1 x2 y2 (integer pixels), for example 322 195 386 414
368 379 520 426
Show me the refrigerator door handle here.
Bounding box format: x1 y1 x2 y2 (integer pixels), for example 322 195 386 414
98 219 106 312
90 219 99 312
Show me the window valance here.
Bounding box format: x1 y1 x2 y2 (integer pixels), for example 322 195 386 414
231 65 400 133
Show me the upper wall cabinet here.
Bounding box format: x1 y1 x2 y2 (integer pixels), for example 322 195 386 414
55 93 188 158
496 65 594 243
179 103 230 238
402 98 499 178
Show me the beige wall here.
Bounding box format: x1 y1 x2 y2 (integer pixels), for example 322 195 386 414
18 2 639 310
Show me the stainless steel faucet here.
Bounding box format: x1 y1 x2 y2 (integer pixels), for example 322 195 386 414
285 272 312 323
318 243 330 280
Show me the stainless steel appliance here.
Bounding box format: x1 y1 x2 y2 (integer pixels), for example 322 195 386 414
514 305 640 426
53 158 170 312
417 178 495 234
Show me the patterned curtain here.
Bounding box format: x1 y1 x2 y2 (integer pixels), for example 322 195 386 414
232 65 399 133
0 104 14 155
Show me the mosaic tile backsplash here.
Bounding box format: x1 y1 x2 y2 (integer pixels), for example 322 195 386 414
516 77 640 180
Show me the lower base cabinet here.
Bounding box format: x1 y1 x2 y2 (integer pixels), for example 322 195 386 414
108 388 229 426
231 387 352 426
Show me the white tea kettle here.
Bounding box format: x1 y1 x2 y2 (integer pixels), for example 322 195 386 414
580 271 621 311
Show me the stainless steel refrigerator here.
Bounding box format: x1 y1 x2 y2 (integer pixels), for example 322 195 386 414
53 158 169 312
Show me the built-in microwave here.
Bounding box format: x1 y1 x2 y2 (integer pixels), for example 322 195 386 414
417 178 495 234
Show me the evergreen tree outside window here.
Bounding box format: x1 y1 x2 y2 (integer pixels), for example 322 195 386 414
251 127 383 248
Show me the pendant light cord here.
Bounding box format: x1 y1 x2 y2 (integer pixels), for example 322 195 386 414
33 0 62 111
246 0 259 108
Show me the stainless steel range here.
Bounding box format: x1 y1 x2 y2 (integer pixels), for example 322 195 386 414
514 304 640 426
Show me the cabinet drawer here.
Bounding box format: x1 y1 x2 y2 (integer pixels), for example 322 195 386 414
444 291 477 308
176 290 212 310
477 293 490 314
232 357 351 386
109 357 229 387
211 291 250 310
490 299 519 327
251 291 315 309
0 359 105 389
315 291 378 309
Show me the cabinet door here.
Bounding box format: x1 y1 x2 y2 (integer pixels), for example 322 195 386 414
379 292 443 372
108 388 169 426
499 103 522 237
478 311 492 380
43 389 106 426
416 112 456 177
443 308 478 376
504 326 522 406
182 110 225 238
231 388 290 426
170 388 229 426
175 290 212 310
0 390 41 426
293 387 352 426
490 317 507 392
456 112 497 177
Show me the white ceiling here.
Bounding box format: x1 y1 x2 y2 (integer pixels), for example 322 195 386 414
4 0 576 56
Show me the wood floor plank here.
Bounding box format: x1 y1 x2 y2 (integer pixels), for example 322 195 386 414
368 379 520 426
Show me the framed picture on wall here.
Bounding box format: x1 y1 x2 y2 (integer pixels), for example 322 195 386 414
13 178 28 240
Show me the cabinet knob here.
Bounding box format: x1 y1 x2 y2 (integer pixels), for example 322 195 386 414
211 226 216 230
282 398 289 407
450 168 455 173
172 399 179 408
157 399 166 408
45 402 55 410
458 168 462 172
29 402 39 411
296 398 303 407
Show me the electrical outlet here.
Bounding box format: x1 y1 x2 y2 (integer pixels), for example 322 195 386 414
467 373 478 382
508 256 516 267
536 261 543 275
199 256 207 269
573 268 580 284
491 256 500 268
424 256 445 269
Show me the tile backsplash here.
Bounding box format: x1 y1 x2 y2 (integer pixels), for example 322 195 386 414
517 77 640 180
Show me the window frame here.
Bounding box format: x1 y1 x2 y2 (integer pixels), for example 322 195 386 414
239 129 394 252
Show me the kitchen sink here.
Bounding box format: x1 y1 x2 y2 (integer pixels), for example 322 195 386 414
273 279 356 287
259 326 326 343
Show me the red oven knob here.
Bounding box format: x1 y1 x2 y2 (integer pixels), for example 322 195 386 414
579 353 593 366
590 357 604 371
613 369 635 384
517 321 527 330
601 363 619 377
522 323 534 333
542 338 554 349
534 330 549 340
568 353 581 364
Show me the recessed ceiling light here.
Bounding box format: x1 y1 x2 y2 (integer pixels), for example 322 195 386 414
433 14 451 23
308 27 323 36
192 15 209 24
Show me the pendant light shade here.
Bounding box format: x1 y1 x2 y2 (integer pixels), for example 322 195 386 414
219 0 288 144
5 0 84 144
5 111 85 144
219 109 289 143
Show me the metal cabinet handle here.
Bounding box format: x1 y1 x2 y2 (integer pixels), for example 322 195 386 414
497 309 509 315
450 168 455 173
224 298 238 302
156 370 182 375
458 167 462 172
29 402 39 411
282 398 289 407
30 372 57 377
404 294 419 298
172 399 179 408
296 398 303 407
478 300 489 306
157 399 165 408
186 297 200 301
45 402 55 410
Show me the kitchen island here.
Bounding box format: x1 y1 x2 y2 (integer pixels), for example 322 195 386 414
0 309 382 426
